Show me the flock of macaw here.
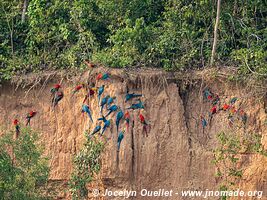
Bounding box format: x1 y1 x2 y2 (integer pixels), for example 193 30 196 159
12 61 150 152
201 88 248 131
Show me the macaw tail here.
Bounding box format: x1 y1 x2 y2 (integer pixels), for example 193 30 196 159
100 106 104 115
98 95 101 105
87 112 93 123
116 123 119 134
117 141 121 151
133 94 142 98
101 127 106 136
26 117 30 126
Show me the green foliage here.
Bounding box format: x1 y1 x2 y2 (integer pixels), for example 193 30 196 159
0 127 49 200
212 131 266 199
0 0 266 80
69 134 104 200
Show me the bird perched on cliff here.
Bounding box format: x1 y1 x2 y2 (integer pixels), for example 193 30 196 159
107 96 116 108
98 116 111 135
50 84 61 95
116 109 124 134
139 114 149 137
82 87 97 104
125 92 142 102
98 85 105 104
239 109 248 125
101 72 110 81
203 88 213 101
82 104 93 123
26 111 37 126
208 105 217 123
89 125 101 138
220 103 230 111
117 130 125 151
127 99 144 110
124 111 130 131
52 91 64 107
84 60 95 68
230 97 238 105
212 94 220 105
100 95 110 114
211 105 217 115
13 119 20 139
96 73 103 81
72 84 84 95
105 104 118 117
200 115 208 128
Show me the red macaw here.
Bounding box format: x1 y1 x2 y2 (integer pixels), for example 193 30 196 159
50 84 61 95
221 104 230 111
26 111 37 126
124 111 130 131
52 91 64 107
82 88 97 104
13 119 20 138
96 73 103 81
211 106 217 115
72 84 84 94
139 114 149 137
229 106 237 115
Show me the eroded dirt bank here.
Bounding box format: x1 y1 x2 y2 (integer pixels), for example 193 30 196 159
0 68 266 199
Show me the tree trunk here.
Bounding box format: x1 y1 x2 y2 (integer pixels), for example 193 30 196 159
210 0 221 66
21 0 28 23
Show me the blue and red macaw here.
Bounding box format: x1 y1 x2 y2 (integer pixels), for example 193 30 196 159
52 91 64 107
124 111 130 131
125 92 142 102
26 111 37 126
127 99 144 110
105 104 118 117
116 110 124 134
98 116 111 135
98 85 105 104
139 114 149 137
100 95 110 114
117 130 125 151
13 119 20 138
82 104 93 123
89 125 101 138
50 84 61 95
107 96 116 108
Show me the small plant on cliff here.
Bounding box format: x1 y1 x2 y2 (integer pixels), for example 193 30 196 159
212 131 266 199
69 134 104 200
0 127 49 200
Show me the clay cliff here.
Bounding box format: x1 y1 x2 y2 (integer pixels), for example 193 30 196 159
0 68 266 199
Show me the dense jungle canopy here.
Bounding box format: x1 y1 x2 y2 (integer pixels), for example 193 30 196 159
0 0 266 80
